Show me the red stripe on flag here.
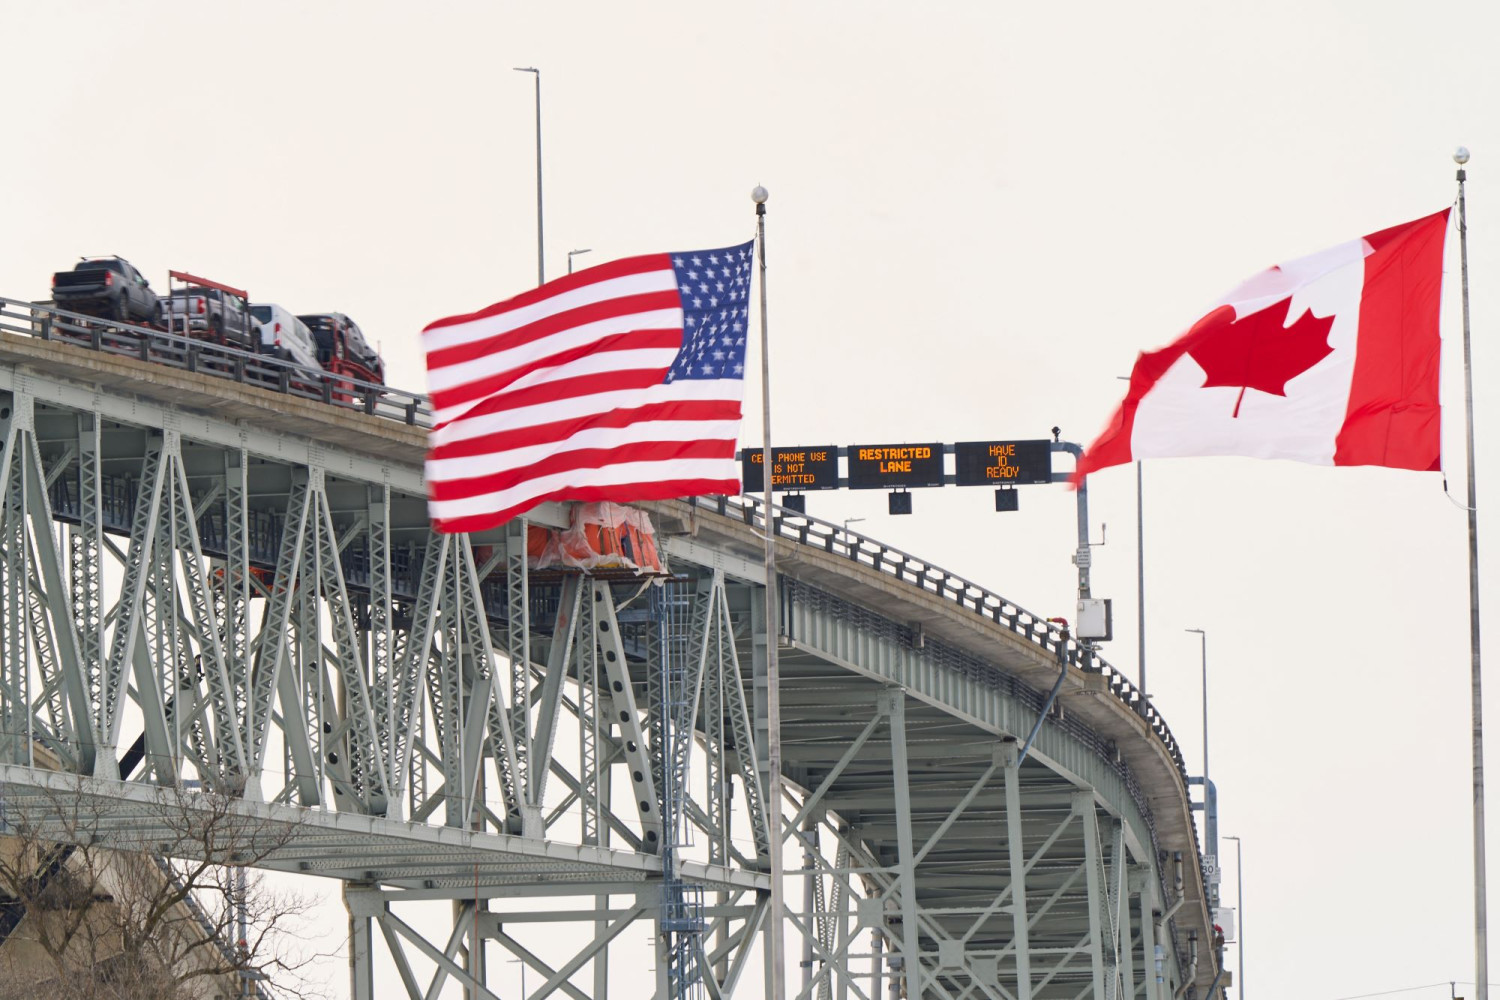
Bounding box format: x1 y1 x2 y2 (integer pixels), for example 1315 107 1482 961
1333 208 1450 470
428 439 738 502
422 254 674 334
430 328 683 415
426 290 683 371
428 399 746 460
431 479 741 535
434 369 670 430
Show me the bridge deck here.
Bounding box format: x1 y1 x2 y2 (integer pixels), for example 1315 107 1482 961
0 764 758 894
0 309 1219 997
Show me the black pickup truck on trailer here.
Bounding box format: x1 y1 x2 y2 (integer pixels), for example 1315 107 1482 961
50 257 160 324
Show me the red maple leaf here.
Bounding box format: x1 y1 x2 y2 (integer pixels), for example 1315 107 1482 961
1185 296 1336 418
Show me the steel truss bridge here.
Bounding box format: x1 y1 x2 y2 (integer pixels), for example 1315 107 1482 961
0 300 1221 1000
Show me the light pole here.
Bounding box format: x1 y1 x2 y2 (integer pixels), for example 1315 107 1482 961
513 67 544 286
1224 834 1244 1000
1115 375 1148 695
1185 628 1208 794
1185 626 1217 904
567 248 592 274
843 517 865 534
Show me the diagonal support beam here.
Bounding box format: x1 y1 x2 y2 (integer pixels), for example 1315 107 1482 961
487 926 592 1000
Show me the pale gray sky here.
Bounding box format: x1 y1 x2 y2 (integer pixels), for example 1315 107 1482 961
5 2 1499 997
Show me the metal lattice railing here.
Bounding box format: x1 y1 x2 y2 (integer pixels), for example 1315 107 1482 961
0 298 431 426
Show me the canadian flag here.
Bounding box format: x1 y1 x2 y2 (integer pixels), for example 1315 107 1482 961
1074 209 1453 483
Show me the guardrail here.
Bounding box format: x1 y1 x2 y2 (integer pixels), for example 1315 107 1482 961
0 298 432 427
0 295 1187 783
687 492 1191 784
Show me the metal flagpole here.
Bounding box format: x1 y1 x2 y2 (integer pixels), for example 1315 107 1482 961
752 183 787 1000
1456 145 1489 1000
513 67 544 285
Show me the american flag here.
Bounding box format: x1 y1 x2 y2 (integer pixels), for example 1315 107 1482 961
422 239 756 533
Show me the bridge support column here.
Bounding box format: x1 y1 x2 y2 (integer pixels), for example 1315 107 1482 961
884 689 922 999
1002 745 1032 1000
1128 867 1155 1000
1077 790 1107 1000
344 884 378 1000
1138 875 1160 1000
1114 845 1135 1000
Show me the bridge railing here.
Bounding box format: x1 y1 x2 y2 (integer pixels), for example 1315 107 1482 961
0 298 433 427
687 492 1191 783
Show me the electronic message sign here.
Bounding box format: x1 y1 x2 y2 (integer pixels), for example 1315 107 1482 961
847 443 945 490
954 440 1053 486
740 446 839 492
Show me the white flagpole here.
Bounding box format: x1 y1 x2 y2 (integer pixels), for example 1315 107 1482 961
1455 145 1489 1000
752 183 787 1000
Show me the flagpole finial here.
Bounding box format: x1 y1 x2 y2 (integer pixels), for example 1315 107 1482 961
1456 146 1471 165
752 185 769 217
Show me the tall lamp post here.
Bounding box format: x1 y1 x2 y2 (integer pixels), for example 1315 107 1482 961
567 248 592 274
513 67 544 286
1114 376 1148 695
1185 628 1208 792
1224 834 1244 1000
1185 626 1217 907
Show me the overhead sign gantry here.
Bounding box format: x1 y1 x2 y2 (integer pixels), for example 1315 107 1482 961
738 438 1055 513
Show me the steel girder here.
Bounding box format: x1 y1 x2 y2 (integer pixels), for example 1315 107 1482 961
0 365 1210 1000
714 573 1197 1000
0 378 774 1000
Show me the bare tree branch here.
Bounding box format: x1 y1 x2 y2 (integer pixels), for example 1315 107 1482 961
0 775 330 999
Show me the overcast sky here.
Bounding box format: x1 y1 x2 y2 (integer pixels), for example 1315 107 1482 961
5 2 1500 997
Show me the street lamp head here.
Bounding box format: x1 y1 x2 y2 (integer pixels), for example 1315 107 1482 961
1455 145 1471 165
1185 627 1205 635
751 185 769 205
514 66 539 74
